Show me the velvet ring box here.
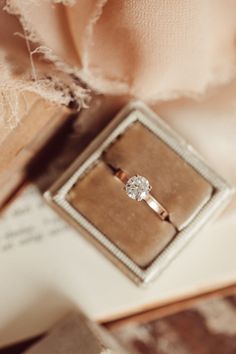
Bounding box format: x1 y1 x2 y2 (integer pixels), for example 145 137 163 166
44 101 233 285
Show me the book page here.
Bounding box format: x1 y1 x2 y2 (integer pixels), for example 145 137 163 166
0 184 236 348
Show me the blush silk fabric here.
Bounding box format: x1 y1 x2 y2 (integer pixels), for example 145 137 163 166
4 0 236 100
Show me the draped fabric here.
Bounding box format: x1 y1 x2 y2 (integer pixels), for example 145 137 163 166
1 0 236 114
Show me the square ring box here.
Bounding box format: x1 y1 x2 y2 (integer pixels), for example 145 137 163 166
44 101 233 285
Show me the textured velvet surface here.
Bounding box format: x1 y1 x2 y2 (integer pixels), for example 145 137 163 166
67 121 212 268
68 161 176 268
104 122 213 229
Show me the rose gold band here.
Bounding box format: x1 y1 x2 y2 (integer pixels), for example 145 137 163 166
144 194 169 220
115 169 169 221
115 169 130 184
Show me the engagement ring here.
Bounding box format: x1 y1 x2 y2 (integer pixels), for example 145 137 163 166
115 169 169 221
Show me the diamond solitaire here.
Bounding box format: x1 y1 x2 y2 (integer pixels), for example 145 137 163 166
125 175 152 201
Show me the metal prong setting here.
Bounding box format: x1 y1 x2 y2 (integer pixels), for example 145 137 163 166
115 169 169 221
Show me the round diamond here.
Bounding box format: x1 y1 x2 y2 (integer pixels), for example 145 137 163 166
125 175 151 201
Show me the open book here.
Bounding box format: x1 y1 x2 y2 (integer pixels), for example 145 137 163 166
0 184 236 348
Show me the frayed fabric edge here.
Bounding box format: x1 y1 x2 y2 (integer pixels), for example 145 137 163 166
2 0 90 128
0 76 88 129
0 46 89 129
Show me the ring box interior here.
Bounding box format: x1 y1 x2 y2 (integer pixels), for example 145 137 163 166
45 101 233 285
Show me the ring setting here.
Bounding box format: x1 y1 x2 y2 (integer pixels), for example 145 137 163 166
125 175 152 201
115 169 169 221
